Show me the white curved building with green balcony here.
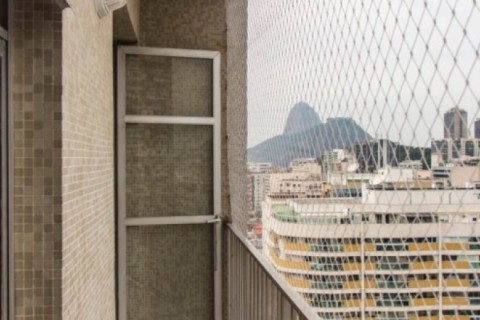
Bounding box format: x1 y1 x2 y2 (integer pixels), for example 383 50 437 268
263 186 480 320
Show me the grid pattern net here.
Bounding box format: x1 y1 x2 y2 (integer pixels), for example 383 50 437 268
243 1 480 319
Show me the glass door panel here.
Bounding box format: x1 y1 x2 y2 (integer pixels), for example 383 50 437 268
117 47 221 320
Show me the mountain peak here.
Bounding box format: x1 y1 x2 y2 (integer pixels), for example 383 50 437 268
283 102 321 134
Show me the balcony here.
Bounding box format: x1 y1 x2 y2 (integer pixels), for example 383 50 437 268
344 262 361 271
409 243 440 251
284 241 310 252
228 226 318 319
377 280 407 289
344 244 360 252
411 261 439 270
443 243 469 251
442 261 470 270
443 278 470 288
376 299 409 307
270 254 311 271
410 297 438 307
409 279 440 289
378 262 410 271
285 277 311 289
443 296 469 306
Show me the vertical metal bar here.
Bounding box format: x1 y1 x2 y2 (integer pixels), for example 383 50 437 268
361 222 365 320
438 216 443 319
116 46 128 320
0 38 7 320
7 1 13 318
265 275 273 320
255 262 260 320
281 296 292 320
271 278 277 320
261 270 267 320
227 230 232 320
251 260 256 320
239 240 244 320
292 308 300 320
277 286 282 318
212 52 222 320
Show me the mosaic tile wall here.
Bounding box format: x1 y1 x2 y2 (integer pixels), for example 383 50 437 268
11 0 63 319
61 1 115 319
138 0 229 217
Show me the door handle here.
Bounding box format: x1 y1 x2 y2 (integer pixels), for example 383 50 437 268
208 216 221 224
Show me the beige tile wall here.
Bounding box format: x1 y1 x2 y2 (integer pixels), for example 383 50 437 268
61 1 115 320
11 0 63 319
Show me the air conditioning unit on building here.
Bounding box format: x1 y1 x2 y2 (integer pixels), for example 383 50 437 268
95 0 127 18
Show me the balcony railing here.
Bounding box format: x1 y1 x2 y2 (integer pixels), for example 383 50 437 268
227 224 318 320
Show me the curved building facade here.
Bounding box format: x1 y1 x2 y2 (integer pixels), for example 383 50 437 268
263 187 480 320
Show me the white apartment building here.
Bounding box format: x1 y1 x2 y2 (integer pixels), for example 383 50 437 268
263 185 480 320
269 162 325 198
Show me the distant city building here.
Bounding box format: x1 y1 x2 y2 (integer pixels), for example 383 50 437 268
431 138 480 166
247 162 272 214
399 160 423 170
290 157 318 168
475 118 480 138
269 174 326 199
321 149 349 174
247 172 270 214
247 162 272 247
444 107 468 139
248 162 272 173
353 139 399 172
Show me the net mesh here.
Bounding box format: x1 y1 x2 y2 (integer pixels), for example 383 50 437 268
244 1 480 319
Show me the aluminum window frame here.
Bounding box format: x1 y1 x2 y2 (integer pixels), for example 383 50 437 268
116 46 222 320
0 36 7 320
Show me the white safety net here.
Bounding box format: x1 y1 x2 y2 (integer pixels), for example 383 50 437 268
245 1 480 319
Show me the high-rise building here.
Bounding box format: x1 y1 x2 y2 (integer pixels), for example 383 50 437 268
444 107 468 139
475 118 480 138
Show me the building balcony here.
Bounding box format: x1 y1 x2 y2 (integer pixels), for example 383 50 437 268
443 296 470 306
270 254 311 271
443 278 470 288
284 241 310 252
409 243 440 251
411 261 439 270
410 297 438 307
409 279 440 288
285 277 311 289
344 243 361 252
343 299 376 308
442 261 470 270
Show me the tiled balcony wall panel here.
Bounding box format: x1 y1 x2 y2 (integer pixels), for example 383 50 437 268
11 0 63 318
62 1 115 319
137 0 230 218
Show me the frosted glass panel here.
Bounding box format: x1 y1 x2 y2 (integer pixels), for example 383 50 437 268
125 123 214 217
127 224 214 320
126 55 213 117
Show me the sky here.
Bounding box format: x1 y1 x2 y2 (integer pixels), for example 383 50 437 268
247 0 480 149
